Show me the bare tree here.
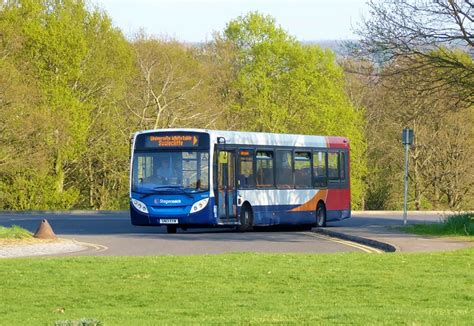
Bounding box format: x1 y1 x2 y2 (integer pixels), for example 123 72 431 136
125 34 221 130
344 55 474 210
351 0 474 106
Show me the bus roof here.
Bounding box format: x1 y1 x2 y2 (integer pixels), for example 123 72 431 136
136 128 349 149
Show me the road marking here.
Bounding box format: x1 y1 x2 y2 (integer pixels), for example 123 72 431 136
304 232 383 254
72 240 108 253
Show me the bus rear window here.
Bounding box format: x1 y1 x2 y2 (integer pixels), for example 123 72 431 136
340 152 346 181
328 152 339 180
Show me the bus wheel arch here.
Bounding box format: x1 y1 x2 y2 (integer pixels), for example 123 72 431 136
238 202 253 232
316 201 327 227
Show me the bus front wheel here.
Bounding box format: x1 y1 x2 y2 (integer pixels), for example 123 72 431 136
316 203 327 227
237 205 253 232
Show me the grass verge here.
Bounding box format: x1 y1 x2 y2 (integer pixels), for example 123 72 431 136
401 213 473 239
0 225 33 239
0 249 473 325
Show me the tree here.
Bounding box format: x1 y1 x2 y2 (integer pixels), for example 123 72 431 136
210 12 368 208
0 0 133 209
352 0 474 107
344 56 474 210
346 1 474 210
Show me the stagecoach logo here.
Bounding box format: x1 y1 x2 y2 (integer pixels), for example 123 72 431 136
155 199 182 205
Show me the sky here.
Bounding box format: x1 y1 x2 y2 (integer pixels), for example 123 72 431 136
95 0 369 42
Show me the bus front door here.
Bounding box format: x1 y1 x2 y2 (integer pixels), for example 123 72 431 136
217 150 237 223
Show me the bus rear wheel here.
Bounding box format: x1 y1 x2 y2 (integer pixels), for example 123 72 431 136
316 203 327 227
237 206 253 232
166 225 177 234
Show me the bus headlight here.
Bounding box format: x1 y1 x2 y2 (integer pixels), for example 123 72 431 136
131 198 148 214
190 198 209 213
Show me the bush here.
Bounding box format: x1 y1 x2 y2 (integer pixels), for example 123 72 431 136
0 225 33 239
443 213 473 236
0 173 79 210
403 212 473 237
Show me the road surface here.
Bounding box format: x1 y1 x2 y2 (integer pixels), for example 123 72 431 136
0 211 385 256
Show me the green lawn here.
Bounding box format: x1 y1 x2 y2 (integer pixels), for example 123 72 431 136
402 213 473 239
0 225 33 239
0 249 473 325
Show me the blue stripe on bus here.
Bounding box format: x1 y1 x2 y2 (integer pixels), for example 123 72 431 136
130 195 350 227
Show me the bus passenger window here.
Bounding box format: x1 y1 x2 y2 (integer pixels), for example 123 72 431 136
256 151 274 188
239 150 255 188
313 151 327 187
276 150 293 188
328 152 339 181
294 152 311 188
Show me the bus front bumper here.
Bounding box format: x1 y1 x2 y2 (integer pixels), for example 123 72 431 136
129 203 216 227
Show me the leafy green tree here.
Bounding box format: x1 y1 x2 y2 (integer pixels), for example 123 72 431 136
211 12 368 208
0 0 133 209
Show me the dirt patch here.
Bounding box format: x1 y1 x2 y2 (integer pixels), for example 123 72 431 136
0 238 59 246
0 238 87 258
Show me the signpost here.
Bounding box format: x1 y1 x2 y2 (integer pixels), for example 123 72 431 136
402 128 414 225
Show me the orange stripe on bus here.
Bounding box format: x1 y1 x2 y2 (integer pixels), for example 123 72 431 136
289 190 328 212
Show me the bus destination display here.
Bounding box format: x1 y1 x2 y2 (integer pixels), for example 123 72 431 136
147 135 199 148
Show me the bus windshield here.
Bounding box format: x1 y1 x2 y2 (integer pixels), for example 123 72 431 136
132 151 209 193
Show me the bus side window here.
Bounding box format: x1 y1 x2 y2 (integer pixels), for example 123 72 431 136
294 152 311 188
328 152 340 182
313 151 327 187
256 151 274 188
238 149 255 188
276 150 293 189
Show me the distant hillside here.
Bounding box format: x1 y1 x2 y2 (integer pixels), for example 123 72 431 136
302 40 357 56
188 40 356 56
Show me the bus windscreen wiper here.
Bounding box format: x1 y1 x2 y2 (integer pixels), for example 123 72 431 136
152 185 193 198
133 186 194 198
132 187 185 199
131 190 158 199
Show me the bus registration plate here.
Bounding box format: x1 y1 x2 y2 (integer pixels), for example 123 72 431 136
160 219 178 224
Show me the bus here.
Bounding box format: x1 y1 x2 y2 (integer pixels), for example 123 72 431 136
130 129 351 233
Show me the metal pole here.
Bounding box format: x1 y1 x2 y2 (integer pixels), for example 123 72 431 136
403 141 409 225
